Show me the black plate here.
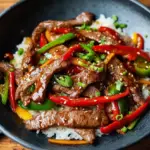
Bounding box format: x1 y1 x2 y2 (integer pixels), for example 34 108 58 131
0 0 150 150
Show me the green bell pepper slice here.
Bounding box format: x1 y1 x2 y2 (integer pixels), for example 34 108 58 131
37 33 76 54
54 75 73 88
0 73 9 105
127 117 140 130
108 82 128 115
134 57 150 77
18 99 56 110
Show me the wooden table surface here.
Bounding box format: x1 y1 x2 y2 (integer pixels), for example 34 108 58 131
0 0 150 150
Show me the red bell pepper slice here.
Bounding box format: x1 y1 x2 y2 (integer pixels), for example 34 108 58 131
99 26 123 44
49 88 129 107
136 33 144 49
9 72 16 112
52 27 73 34
100 97 150 134
93 45 150 61
63 44 82 61
39 33 47 48
66 65 83 75
112 101 120 120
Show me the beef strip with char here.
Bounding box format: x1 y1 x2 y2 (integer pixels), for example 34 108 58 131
25 109 108 130
108 57 144 105
78 30 119 44
82 85 100 98
32 12 94 44
15 58 70 106
0 62 14 72
78 29 134 46
52 69 101 98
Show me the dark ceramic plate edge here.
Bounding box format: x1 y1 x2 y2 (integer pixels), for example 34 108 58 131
0 0 150 150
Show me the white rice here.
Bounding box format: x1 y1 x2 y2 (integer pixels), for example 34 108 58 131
12 37 31 69
17 14 150 140
90 14 123 34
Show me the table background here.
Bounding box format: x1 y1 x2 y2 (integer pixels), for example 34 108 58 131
0 0 150 149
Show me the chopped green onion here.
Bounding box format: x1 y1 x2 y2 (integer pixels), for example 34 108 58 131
99 37 106 44
90 65 104 73
38 57 48 65
77 82 86 88
112 15 118 22
116 114 123 121
17 48 24 55
115 80 124 91
95 91 101 97
78 60 88 67
80 43 96 61
87 41 95 48
80 23 91 30
119 23 128 29
120 126 128 133
145 34 148 38
100 54 106 60
114 22 128 29
28 84 35 93
54 75 73 88
122 71 128 76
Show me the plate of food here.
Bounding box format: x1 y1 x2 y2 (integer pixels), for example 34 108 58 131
0 0 150 150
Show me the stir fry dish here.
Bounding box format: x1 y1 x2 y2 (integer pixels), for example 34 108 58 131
1 12 150 145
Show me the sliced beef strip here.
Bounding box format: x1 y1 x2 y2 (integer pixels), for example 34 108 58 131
15 58 70 106
52 69 101 98
108 57 144 105
25 109 108 130
82 85 100 98
75 129 95 143
32 12 94 44
15 69 24 85
78 29 134 46
0 62 14 72
78 30 120 45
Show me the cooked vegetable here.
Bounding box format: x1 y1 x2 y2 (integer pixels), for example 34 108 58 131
49 88 129 107
134 57 150 77
48 139 89 145
17 48 24 55
99 26 123 43
0 73 9 105
37 33 76 54
54 75 73 88
9 72 16 112
127 117 140 130
78 43 95 61
100 97 150 134
39 33 47 48
18 99 56 110
16 106 32 120
63 44 82 61
80 23 91 31
93 45 150 61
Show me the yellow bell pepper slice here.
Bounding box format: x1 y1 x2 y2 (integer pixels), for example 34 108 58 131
45 30 51 42
48 139 89 145
16 106 32 120
132 32 138 45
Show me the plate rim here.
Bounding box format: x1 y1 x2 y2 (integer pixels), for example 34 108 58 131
0 0 150 150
